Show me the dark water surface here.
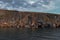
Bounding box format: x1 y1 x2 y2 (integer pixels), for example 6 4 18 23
0 28 60 40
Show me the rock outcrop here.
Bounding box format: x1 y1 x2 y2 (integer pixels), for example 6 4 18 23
0 9 60 28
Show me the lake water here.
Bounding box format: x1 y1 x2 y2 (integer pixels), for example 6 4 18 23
0 28 60 40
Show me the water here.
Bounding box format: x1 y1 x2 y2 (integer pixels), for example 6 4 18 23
0 28 60 40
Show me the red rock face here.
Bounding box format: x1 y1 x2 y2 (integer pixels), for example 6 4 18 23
0 9 60 28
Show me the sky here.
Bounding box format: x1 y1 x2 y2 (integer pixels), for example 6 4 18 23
0 0 60 14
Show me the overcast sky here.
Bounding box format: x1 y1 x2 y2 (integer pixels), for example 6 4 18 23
0 0 60 14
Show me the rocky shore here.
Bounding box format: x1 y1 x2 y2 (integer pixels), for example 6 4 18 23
0 9 60 29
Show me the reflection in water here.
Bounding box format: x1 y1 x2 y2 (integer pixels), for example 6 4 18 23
0 28 60 40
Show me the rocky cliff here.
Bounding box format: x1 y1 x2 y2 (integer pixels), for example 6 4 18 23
0 9 60 28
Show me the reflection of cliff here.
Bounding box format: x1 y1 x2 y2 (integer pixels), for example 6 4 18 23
0 9 60 28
